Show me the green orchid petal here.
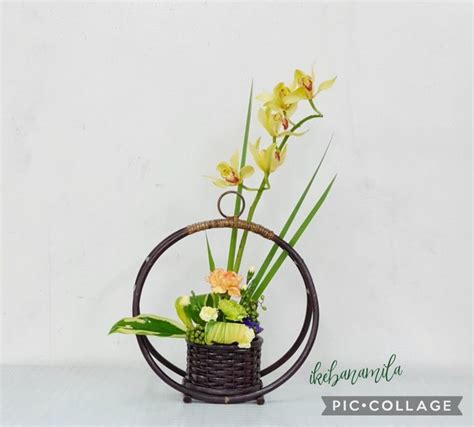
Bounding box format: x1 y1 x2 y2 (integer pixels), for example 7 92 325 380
230 151 240 171
316 76 337 95
283 87 308 104
240 165 255 179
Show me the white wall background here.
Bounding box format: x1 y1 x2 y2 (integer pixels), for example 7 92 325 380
1 1 471 382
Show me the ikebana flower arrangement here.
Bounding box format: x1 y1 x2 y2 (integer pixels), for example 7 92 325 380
110 68 336 351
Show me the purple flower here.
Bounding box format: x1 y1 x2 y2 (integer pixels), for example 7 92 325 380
243 317 263 334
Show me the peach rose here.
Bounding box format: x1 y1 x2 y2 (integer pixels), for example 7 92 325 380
207 268 242 297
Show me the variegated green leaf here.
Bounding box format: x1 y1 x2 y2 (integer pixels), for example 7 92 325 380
109 314 186 337
175 296 193 329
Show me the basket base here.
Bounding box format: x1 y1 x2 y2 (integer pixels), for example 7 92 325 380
182 393 265 405
182 379 264 404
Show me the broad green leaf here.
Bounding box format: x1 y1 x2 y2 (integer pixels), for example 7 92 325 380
247 136 333 297
188 292 218 326
109 314 186 337
188 292 206 326
205 234 215 272
205 321 255 348
316 76 337 94
252 175 336 299
227 82 253 271
175 296 193 329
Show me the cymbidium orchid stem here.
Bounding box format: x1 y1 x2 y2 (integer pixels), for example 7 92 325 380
279 113 322 151
264 175 271 190
233 176 268 273
242 185 260 192
309 99 323 116
243 182 270 192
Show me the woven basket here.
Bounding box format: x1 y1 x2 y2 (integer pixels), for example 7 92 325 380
183 337 263 398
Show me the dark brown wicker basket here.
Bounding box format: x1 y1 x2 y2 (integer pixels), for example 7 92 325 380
183 337 263 399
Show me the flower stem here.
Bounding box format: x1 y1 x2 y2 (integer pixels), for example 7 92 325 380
242 184 262 192
233 176 267 273
309 99 323 116
279 113 322 151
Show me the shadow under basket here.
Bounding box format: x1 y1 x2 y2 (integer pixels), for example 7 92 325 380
182 336 264 404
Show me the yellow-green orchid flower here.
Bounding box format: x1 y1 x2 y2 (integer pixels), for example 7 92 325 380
258 107 306 139
284 69 337 104
210 151 254 188
257 82 298 118
250 138 287 175
258 107 287 138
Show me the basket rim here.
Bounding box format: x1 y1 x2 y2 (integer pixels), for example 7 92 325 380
186 336 263 350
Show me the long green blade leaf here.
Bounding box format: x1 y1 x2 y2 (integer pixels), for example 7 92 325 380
233 176 266 273
205 233 215 272
247 135 333 296
109 314 187 337
227 81 253 271
252 175 336 299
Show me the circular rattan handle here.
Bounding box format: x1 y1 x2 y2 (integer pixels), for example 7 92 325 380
217 190 246 219
132 215 319 403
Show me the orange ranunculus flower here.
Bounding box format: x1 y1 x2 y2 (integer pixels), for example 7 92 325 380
207 268 243 297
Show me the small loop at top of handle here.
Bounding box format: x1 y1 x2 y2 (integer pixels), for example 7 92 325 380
217 190 246 219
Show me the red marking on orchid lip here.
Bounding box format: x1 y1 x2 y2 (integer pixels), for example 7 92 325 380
282 118 289 130
225 173 239 184
304 81 313 92
274 151 281 162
